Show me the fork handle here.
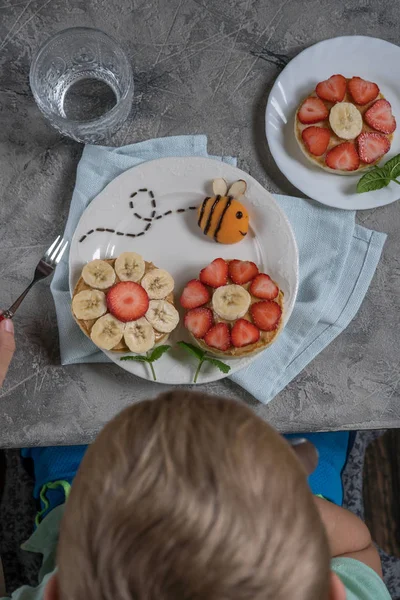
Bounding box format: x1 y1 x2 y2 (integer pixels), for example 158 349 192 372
0 280 36 321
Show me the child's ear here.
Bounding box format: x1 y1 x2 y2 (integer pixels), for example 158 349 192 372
329 571 346 600
44 573 59 600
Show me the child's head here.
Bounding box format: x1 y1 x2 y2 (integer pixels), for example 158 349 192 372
54 391 331 600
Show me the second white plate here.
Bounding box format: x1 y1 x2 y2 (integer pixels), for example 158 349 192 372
266 36 400 210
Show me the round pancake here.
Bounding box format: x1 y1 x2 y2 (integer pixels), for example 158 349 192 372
72 259 173 353
295 83 393 175
188 261 284 358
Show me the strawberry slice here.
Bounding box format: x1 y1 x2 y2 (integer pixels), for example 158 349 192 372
348 77 379 106
250 301 282 332
231 318 260 348
316 74 346 103
357 132 390 164
301 126 331 156
298 97 329 124
180 280 210 309
184 307 213 338
199 258 228 288
204 322 231 351
106 281 149 323
325 142 360 171
364 99 396 134
250 274 279 300
228 260 259 285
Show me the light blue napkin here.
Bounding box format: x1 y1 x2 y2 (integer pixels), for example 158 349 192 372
51 135 386 404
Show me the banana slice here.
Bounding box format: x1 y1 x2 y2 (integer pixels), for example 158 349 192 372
90 314 125 350
124 317 155 353
329 102 362 140
141 269 175 300
82 259 116 289
114 252 145 282
145 300 179 333
72 289 107 320
212 284 251 321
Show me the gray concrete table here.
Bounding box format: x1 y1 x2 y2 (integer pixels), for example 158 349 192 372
0 0 399 447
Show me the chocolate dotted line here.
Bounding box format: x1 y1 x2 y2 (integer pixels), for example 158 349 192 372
79 189 198 243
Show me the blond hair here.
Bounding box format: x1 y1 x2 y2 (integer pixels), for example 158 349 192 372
58 391 330 600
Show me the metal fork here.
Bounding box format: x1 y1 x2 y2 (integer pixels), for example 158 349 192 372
0 236 68 322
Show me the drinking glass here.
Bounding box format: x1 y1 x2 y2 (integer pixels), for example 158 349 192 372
29 27 134 143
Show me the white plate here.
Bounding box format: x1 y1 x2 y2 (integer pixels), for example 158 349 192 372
266 36 400 210
69 156 298 384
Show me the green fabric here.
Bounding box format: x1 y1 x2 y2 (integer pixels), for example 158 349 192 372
331 557 391 599
0 504 391 599
35 481 71 527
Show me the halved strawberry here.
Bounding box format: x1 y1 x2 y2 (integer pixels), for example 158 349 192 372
250 301 282 332
316 74 346 103
228 260 259 285
199 258 228 288
204 322 231 351
325 142 360 171
184 307 213 338
348 77 379 106
180 280 210 309
250 274 279 300
357 132 390 164
298 97 329 124
364 99 396 134
106 281 149 323
301 126 331 156
231 318 260 348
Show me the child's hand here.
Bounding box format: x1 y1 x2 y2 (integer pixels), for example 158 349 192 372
314 496 382 577
0 318 15 387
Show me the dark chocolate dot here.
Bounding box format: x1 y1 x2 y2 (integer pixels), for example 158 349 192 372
151 210 156 218
88 229 94 235
137 232 145 237
145 223 151 231
79 235 86 242
130 192 137 198
156 215 162 220
144 218 152 222
151 199 156 208
116 232 124 236
134 213 142 219
96 228 105 231
126 233 136 238
129 201 134 209
164 210 172 216
106 228 115 232
139 188 147 192
236 211 243 219
149 191 154 199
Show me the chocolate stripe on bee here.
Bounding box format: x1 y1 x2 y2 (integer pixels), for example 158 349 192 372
145 223 151 231
129 201 134 208
198 196 210 226
214 197 232 242
149 191 154 199
204 195 221 235
79 235 86 243
130 192 137 198
139 188 147 192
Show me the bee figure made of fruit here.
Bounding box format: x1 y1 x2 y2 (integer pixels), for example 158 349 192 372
197 178 249 244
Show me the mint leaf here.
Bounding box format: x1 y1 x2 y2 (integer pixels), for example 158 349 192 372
383 154 400 179
204 357 231 374
120 355 149 363
356 167 391 193
148 345 171 362
177 341 205 360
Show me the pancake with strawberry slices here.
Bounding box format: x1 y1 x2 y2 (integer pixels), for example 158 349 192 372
72 254 177 353
180 258 284 358
294 75 396 175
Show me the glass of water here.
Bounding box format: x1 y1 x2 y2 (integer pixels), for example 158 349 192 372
30 27 134 143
